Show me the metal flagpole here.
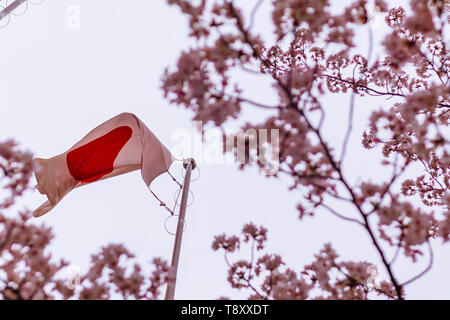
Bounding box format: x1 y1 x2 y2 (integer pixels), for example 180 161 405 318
0 0 27 21
165 158 195 300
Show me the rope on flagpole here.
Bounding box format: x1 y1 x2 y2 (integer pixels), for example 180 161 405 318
148 160 197 217
164 214 186 236
148 187 177 215
165 158 195 300
148 166 184 216
167 169 183 188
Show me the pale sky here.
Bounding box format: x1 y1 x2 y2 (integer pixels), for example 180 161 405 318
1 0 449 299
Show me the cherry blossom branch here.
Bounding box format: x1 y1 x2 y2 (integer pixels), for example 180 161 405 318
165 0 449 300
293 95 405 299
321 74 449 109
322 73 405 98
224 3 405 299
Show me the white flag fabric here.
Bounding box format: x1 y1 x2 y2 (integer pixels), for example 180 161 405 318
33 113 173 217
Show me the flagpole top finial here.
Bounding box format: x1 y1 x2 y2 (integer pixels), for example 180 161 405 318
183 158 196 170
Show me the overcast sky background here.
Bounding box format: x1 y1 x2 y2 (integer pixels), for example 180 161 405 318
1 0 449 299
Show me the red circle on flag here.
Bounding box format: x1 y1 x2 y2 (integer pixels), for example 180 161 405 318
66 126 133 183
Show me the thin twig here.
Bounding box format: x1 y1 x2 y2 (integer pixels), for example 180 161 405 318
249 0 264 30
401 241 434 287
340 93 355 165
319 202 364 226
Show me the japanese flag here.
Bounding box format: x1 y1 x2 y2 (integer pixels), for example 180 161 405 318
33 113 173 217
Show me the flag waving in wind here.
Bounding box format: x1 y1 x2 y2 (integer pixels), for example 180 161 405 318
33 113 173 217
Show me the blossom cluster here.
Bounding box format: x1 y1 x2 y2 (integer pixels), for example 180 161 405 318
0 211 169 300
0 139 33 209
0 141 169 300
212 223 397 299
